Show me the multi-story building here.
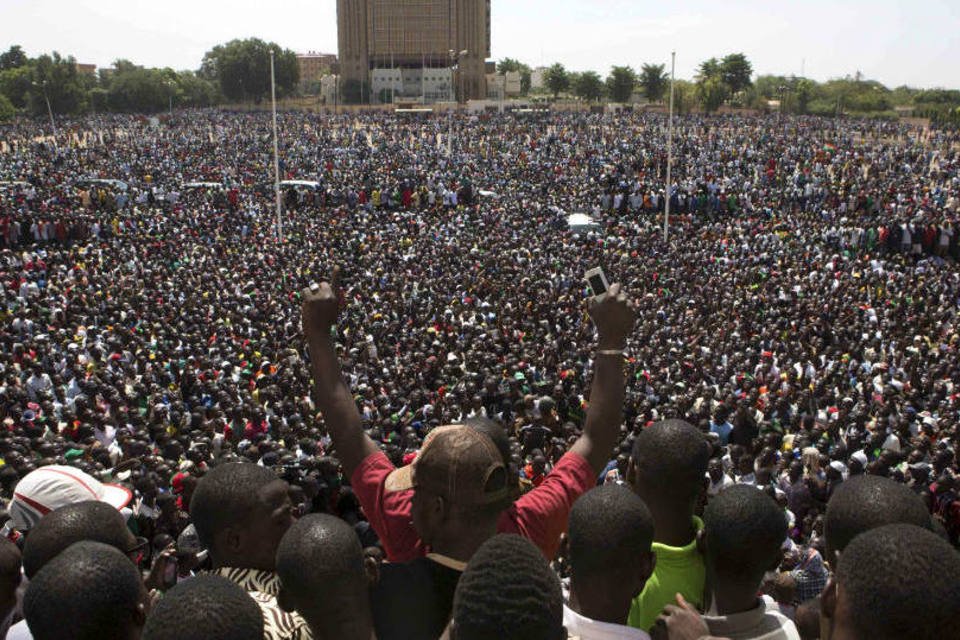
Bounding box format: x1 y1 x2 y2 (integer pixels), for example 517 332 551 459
337 0 491 103
297 52 338 93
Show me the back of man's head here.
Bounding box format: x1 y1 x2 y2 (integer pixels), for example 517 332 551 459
568 484 654 607
22 500 133 578
142 575 263 640
833 524 960 640
629 419 709 509
23 541 146 640
190 461 287 568
0 538 21 620
276 514 370 640
452 534 564 640
704 485 787 591
824 474 931 566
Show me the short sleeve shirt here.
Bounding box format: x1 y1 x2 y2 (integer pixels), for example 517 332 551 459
351 450 595 562
627 517 706 632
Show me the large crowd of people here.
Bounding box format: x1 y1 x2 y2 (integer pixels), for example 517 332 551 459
0 107 958 640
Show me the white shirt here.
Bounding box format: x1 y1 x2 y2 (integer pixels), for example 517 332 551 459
563 604 650 640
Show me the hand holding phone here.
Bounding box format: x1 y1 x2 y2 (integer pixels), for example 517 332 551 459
584 267 609 298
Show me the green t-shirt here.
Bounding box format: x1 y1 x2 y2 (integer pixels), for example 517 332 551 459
627 516 705 631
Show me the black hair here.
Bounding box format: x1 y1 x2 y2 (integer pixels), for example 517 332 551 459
0 538 21 581
141 574 263 640
824 475 931 564
462 416 519 490
190 461 279 549
630 419 710 502
22 501 131 579
836 524 960 640
452 534 563 640
23 541 144 640
568 484 653 581
703 485 787 584
276 514 364 597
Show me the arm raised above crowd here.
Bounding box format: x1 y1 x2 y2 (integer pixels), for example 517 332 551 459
301 268 379 479
570 282 636 475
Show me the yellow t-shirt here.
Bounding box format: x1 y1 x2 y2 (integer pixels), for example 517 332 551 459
628 516 705 631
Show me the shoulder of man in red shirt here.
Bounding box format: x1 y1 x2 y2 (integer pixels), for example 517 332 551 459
349 449 594 563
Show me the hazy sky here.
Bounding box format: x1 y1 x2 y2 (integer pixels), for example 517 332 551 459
2 0 958 88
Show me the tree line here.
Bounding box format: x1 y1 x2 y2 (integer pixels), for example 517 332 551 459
505 53 960 124
0 39 299 122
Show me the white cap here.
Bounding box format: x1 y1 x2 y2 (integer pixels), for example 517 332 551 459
9 465 133 531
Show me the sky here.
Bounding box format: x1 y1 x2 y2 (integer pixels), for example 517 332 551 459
2 0 958 88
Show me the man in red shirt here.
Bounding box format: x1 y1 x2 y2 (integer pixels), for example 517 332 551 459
301 269 635 562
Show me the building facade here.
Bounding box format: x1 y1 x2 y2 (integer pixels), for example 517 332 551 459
337 0 491 102
297 52 338 93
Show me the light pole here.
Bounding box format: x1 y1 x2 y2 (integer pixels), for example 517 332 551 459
166 80 174 117
33 80 58 148
447 49 467 157
270 50 283 243
663 51 675 243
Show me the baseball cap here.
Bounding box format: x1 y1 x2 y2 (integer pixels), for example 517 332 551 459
384 425 510 506
9 465 133 531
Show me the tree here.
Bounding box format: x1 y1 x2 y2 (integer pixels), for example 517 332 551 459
606 65 637 103
497 57 532 95
0 66 33 108
29 52 92 115
697 76 728 113
574 70 604 102
720 53 753 94
341 78 368 104
639 63 668 103
698 58 722 80
106 67 174 113
544 63 570 99
0 93 14 122
0 46 28 71
200 38 299 103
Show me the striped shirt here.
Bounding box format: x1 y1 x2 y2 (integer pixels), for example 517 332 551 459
211 567 312 640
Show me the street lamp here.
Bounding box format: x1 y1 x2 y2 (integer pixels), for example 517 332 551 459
447 49 467 157
166 80 174 116
32 80 58 148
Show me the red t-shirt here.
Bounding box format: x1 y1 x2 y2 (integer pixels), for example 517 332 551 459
351 450 594 563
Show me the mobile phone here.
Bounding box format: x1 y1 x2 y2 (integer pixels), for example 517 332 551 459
584 268 609 298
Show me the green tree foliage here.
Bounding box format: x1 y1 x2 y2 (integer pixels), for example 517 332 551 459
106 65 174 112
341 78 368 104
639 63 668 102
574 70 604 102
0 66 33 108
29 52 92 115
544 63 570 99
497 57 532 94
200 38 299 103
606 65 637 103
0 93 14 122
720 53 753 94
672 79 694 115
697 76 728 113
0 46 28 71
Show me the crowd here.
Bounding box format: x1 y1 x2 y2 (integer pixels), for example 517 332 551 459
0 107 959 640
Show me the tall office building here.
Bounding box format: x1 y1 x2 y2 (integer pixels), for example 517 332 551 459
337 0 491 102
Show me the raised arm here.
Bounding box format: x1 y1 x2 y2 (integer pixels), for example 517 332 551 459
301 269 379 479
570 282 635 475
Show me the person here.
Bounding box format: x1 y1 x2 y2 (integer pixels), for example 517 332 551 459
697 486 799 640
190 462 310 640
565 484 656 640
22 541 148 640
142 574 264 640
7 465 133 533
21 501 143 579
302 271 635 563
822 523 960 640
276 514 373 640
822 474 932 567
626 420 710 631
447 534 564 640
369 423 511 639
0 539 22 637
